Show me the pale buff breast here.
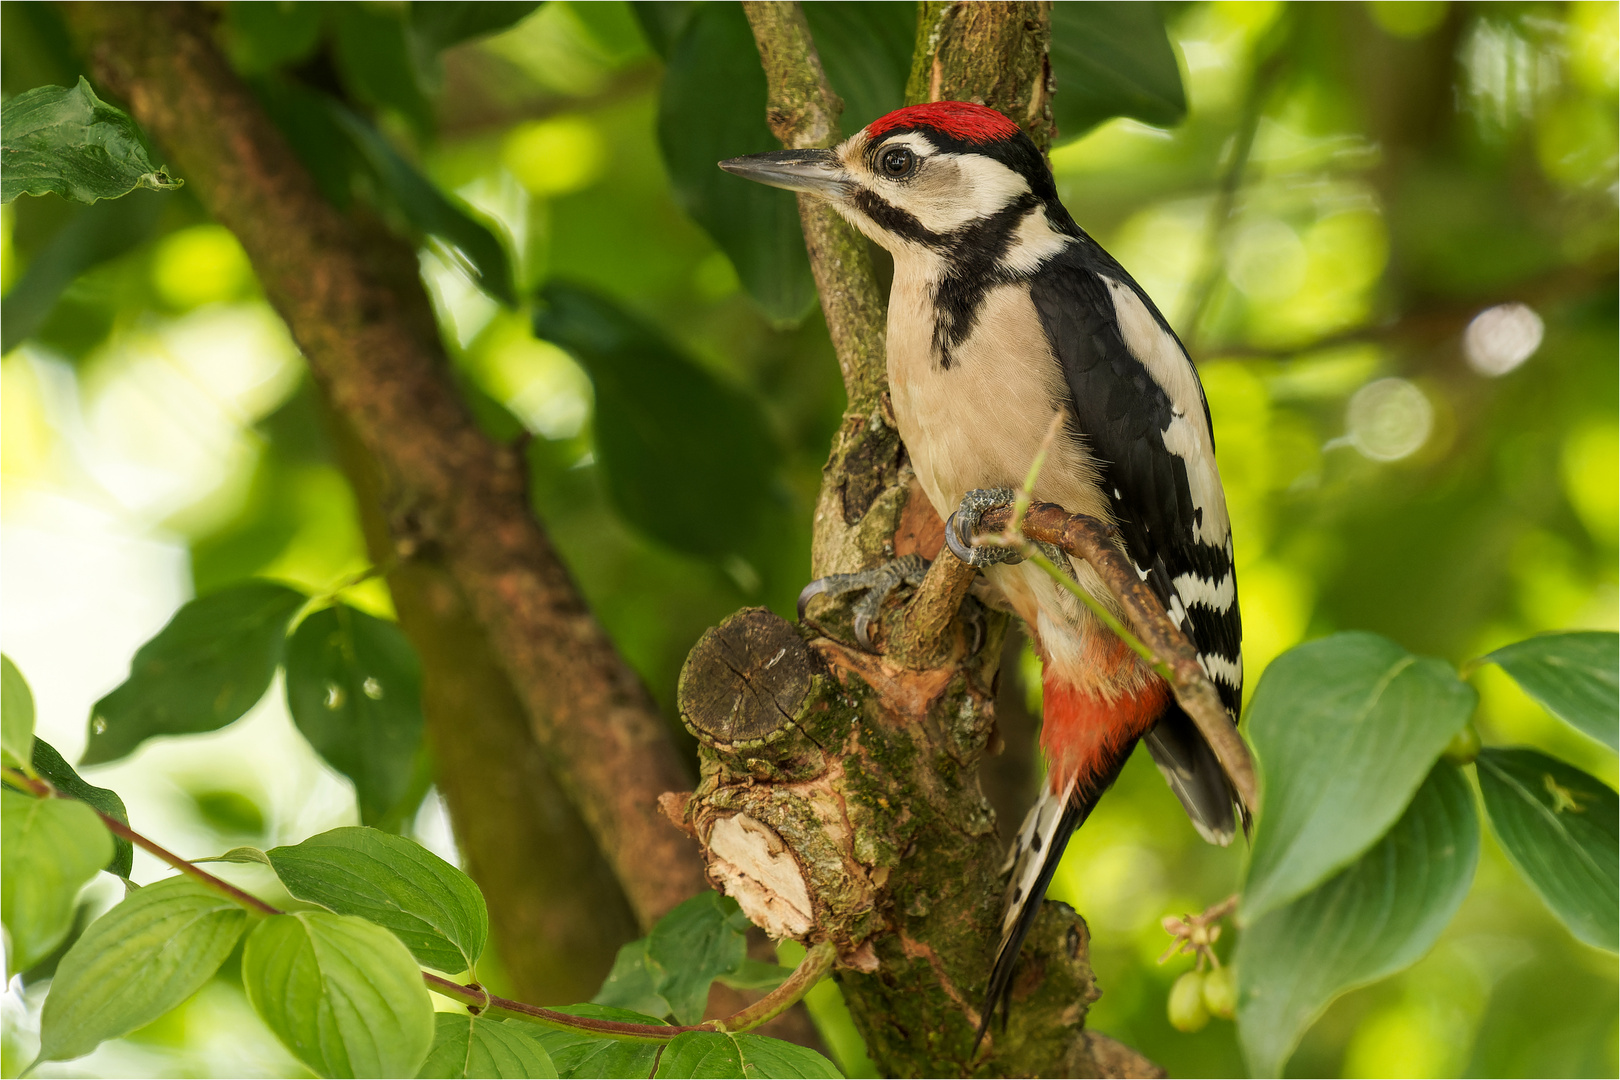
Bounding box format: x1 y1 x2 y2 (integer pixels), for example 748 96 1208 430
885 279 1145 694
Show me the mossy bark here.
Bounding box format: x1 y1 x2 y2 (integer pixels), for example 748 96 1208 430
677 5 1160 1077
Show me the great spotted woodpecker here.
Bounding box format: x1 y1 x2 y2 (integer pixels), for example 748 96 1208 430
721 102 1246 1042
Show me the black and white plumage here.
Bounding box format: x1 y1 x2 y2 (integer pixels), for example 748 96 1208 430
720 102 1246 1048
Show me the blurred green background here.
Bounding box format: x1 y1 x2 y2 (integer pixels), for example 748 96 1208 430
1 2 1615 1077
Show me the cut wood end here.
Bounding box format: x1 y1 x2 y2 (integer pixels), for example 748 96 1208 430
705 812 814 939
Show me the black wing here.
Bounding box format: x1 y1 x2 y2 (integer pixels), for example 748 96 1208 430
1028 242 1245 837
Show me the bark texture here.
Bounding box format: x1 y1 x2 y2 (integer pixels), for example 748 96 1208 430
330 404 638 1003
64 1 709 931
671 5 1162 1076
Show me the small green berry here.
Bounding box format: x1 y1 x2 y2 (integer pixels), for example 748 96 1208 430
1202 964 1236 1020
1168 970 1210 1032
1442 723 1482 765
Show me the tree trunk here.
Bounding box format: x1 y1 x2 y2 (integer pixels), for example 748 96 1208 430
63 0 697 987
667 4 1161 1076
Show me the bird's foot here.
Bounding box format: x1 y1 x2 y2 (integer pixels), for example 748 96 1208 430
797 554 930 651
945 487 1070 572
945 488 1026 567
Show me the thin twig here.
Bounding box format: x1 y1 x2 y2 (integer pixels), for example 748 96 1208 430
0 766 834 1043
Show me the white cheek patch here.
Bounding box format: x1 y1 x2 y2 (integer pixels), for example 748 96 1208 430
903 153 1031 234
1172 570 1236 613
1105 278 1232 548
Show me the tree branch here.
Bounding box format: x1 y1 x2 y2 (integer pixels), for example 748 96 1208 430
742 1 888 413
63 1 707 929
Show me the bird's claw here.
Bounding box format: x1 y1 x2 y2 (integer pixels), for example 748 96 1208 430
796 554 930 650
944 488 1023 568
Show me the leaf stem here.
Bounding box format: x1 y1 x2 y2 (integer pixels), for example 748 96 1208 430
1 766 277 914
711 942 835 1033
1 764 836 1045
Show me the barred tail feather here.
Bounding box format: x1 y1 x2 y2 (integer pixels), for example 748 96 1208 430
974 779 1090 1052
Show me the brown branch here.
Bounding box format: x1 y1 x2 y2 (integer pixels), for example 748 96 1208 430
742 1 888 411
326 406 637 1002
63 1 707 929
979 502 1259 813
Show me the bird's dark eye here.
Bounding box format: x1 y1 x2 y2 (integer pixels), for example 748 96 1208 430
880 147 915 178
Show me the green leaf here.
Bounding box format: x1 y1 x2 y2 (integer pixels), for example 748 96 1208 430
534 283 785 564
802 4 914 127
330 4 436 138
197 845 273 866
654 1031 843 1079
1 790 112 975
329 101 517 305
1049 3 1187 142
267 826 488 975
222 1 325 74
417 1012 557 1079
657 2 815 323
0 77 183 204
645 892 750 1025
593 938 673 1019
284 605 426 826
528 1006 665 1080
1480 632 1619 751
243 910 435 1079
630 2 695 60
251 75 366 208
2 654 35 773
0 189 167 353
1235 761 1479 1078
410 2 545 52
37 876 248 1063
716 959 792 991
1476 748 1618 952
83 581 308 765
31 737 134 878
655 1032 743 1079
1242 632 1477 920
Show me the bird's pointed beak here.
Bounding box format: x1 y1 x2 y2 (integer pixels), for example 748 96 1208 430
718 148 849 198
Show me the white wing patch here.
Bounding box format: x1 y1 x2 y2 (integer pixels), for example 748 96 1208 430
1103 278 1232 548
1173 570 1236 613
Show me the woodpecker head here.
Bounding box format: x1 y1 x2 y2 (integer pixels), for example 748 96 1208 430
720 102 1075 263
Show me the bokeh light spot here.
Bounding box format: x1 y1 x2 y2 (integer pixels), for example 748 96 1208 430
503 116 605 198
151 225 254 310
1367 1 1449 40
1465 302 1544 376
1228 218 1307 302
1560 421 1619 546
1346 377 1434 461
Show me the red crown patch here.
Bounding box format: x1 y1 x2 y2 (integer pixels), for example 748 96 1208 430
864 102 1021 144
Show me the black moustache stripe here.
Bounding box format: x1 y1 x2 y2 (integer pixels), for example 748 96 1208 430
931 192 1042 369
